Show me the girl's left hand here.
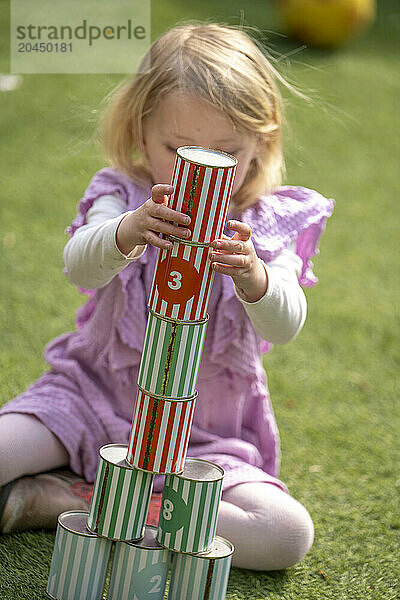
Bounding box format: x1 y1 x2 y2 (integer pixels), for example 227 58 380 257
209 220 268 303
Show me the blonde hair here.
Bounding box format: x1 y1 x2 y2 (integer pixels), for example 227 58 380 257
101 23 287 210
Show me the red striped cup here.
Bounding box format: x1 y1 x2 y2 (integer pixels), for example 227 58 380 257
169 146 237 245
148 146 237 319
148 241 213 320
126 389 196 474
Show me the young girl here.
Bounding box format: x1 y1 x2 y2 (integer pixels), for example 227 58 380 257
0 23 333 571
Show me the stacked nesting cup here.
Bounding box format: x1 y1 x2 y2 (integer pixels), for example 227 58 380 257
158 457 234 600
47 147 236 600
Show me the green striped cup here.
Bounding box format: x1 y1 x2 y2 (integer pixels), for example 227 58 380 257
168 536 234 600
137 311 208 399
47 511 112 600
87 444 154 541
157 458 224 554
108 526 170 600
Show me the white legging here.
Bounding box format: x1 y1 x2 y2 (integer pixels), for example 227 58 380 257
0 413 314 570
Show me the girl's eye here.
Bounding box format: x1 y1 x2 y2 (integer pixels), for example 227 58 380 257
166 145 177 153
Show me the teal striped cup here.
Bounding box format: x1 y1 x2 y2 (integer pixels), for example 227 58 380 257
108 525 170 600
87 444 154 541
47 510 112 600
168 536 234 600
137 311 208 399
157 458 224 554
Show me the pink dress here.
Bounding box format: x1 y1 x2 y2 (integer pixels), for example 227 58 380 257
0 169 334 493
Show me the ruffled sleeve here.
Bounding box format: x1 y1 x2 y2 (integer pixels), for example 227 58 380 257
242 186 334 286
208 186 334 362
65 168 153 334
66 168 151 237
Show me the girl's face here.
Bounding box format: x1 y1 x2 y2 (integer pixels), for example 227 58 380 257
142 92 258 195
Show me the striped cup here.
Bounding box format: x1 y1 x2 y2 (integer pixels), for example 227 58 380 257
169 146 237 245
108 526 170 600
47 511 112 600
157 458 224 554
87 444 154 541
126 390 196 474
168 536 234 600
148 241 214 320
138 310 208 398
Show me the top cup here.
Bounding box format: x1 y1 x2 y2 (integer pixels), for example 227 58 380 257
168 146 237 245
177 146 237 168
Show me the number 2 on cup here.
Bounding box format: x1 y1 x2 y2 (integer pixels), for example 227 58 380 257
149 575 162 593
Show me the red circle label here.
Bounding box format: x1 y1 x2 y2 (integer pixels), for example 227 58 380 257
155 254 202 306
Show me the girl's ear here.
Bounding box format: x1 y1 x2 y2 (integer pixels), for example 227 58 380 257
257 133 268 147
139 124 148 158
252 134 265 159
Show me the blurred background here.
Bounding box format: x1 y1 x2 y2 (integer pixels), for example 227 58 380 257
0 1 399 599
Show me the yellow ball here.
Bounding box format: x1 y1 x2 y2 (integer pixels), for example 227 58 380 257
278 0 376 48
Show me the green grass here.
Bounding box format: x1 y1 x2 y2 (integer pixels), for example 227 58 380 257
1 0 399 598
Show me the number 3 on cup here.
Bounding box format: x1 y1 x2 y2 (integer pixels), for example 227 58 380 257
153 253 202 310
162 498 174 520
167 271 182 290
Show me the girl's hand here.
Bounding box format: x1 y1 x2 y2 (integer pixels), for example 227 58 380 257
209 220 268 303
116 184 191 254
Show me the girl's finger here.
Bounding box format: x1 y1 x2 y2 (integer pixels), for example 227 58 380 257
151 184 174 204
226 220 251 241
150 203 191 227
210 238 246 253
148 216 191 240
209 252 246 268
210 262 246 276
143 229 173 250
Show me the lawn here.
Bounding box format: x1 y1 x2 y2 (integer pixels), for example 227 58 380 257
1 0 399 598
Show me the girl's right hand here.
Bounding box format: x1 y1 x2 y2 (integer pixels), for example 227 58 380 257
116 184 191 254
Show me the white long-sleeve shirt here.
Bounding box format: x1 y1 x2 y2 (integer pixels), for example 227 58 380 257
64 195 307 345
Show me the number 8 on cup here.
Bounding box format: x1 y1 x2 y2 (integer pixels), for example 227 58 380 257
162 499 174 521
